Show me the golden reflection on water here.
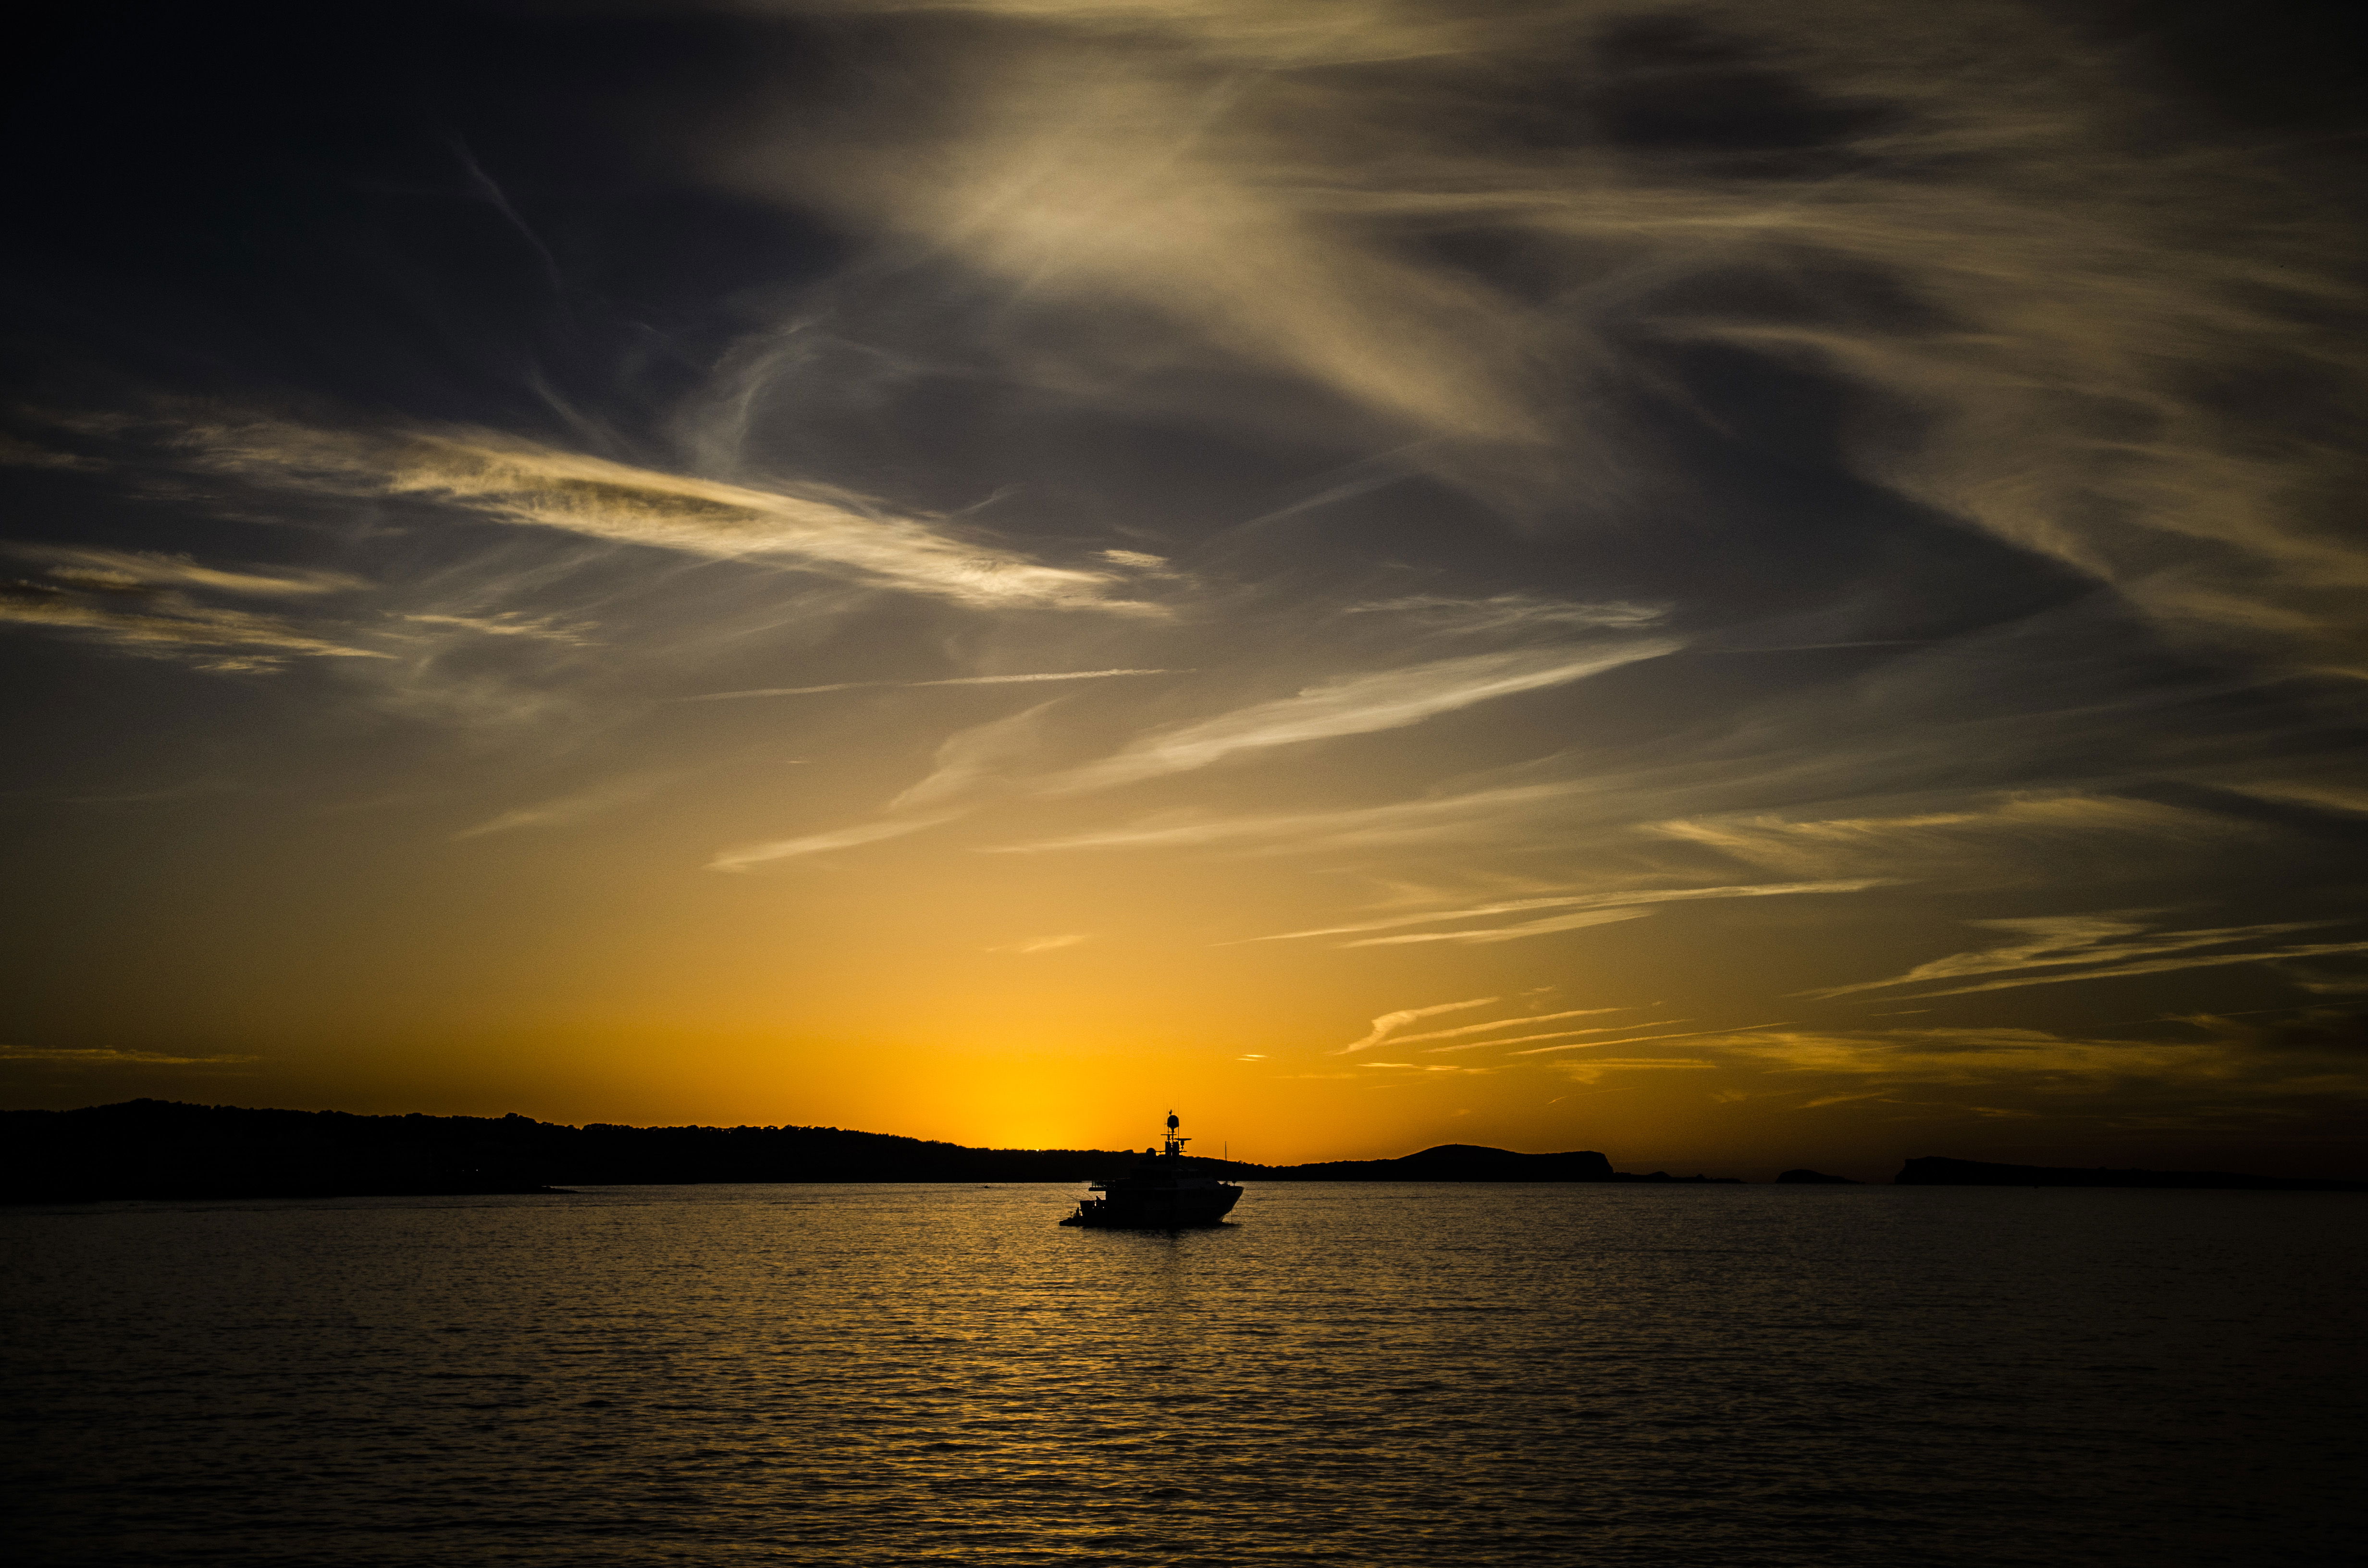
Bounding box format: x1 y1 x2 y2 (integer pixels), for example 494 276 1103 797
4 1183 2359 1565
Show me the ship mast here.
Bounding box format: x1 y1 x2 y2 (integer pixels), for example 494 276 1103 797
1162 1109 1189 1159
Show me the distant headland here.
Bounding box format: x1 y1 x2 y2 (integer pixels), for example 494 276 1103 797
1 1101 2360 1202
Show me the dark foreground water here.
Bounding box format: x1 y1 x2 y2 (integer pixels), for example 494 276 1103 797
3 1184 2361 1567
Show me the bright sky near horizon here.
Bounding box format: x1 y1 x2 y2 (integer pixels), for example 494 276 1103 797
3 0 2364 1177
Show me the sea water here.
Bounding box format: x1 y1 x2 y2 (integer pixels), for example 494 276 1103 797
2 1183 2359 1567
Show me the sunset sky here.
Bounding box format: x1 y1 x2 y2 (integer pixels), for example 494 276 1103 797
4 0 2362 1177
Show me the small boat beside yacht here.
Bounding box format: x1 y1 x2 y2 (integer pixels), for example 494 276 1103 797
1060 1111 1242 1228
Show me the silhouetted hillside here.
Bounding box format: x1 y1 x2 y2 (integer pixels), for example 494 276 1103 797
1894 1156 2368 1191
1256 1145 1736 1182
0 1100 1150 1202
0 1102 1733 1201
1254 1144 1618 1182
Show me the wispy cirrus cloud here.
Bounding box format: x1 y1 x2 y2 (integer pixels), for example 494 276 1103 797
1344 594 1667 637
887 699 1067 813
2229 780 2368 817
168 416 1159 612
454 772 685 840
709 812 964 871
1337 995 1500 1055
1804 915 2364 1001
1649 795 2270 884
1886 940 2368 1001
688 668 1178 700
986 933 1091 954
992 742 2292 873
0 583 389 672
712 0 2368 670
16 546 366 598
713 4 1553 462
1388 1006 1632 1045
1254 880 1891 948
1719 1019 2368 1110
1042 642 1677 794
1345 904 1660 948
1511 1022 1794 1056
723 644 1672 869
1421 1022 1685 1053
1553 1057 1722 1086
0 543 387 671
402 612 598 645
984 782 1575 856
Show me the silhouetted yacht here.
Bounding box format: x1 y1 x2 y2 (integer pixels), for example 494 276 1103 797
1060 1112 1242 1228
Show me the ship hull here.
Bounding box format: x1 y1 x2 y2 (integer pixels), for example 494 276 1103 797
1061 1186 1242 1228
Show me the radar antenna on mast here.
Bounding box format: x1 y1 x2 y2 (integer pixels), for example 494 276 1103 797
1162 1109 1189 1158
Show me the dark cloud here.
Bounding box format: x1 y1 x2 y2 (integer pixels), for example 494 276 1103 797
2194 1008 2368 1056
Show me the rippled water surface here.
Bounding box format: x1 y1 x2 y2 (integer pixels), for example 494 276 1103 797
4 1184 2361 1566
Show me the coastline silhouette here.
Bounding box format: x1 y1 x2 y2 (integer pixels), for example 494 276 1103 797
3 1100 2360 1201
